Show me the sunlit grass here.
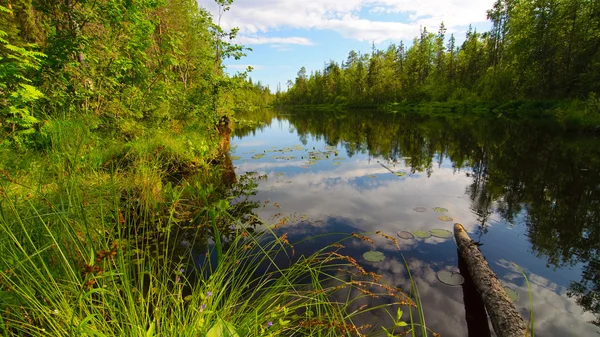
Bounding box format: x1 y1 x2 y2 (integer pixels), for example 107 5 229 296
0 192 422 336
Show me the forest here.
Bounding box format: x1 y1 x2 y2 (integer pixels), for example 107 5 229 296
279 0 600 124
1 0 599 335
0 0 272 147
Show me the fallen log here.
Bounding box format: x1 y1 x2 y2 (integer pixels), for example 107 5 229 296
458 249 492 337
454 223 528 337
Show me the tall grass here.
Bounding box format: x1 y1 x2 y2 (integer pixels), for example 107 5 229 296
0 186 424 336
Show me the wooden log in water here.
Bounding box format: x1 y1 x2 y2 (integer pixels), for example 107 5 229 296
458 249 492 337
453 223 528 337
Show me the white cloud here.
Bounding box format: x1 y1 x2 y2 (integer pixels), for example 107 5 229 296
235 36 314 46
203 0 496 43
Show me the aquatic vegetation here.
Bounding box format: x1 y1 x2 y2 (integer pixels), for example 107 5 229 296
251 153 266 160
413 207 427 213
394 171 407 177
436 270 465 286
432 207 448 213
429 229 453 239
363 251 385 262
413 230 432 239
231 155 242 160
437 215 454 222
397 231 415 240
368 175 378 179
271 155 297 160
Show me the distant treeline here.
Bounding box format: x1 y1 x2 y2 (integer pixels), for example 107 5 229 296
278 0 600 107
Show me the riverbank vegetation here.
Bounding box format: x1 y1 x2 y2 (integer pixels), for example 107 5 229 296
277 0 600 129
0 0 422 335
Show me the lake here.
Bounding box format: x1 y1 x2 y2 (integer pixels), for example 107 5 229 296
230 109 600 336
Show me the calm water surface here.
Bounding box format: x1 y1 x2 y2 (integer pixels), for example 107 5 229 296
230 110 600 336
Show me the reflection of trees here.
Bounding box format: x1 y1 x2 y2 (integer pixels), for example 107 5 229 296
240 109 600 324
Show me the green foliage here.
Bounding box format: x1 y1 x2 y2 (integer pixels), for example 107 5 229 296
0 6 46 146
279 0 600 123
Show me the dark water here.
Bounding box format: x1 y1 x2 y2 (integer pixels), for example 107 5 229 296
230 110 600 336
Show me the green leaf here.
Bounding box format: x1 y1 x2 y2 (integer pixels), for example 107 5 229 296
146 321 155 337
363 251 385 262
207 319 239 337
395 321 408 327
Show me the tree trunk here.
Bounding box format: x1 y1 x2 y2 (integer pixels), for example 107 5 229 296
458 249 492 337
453 223 528 337
217 115 237 187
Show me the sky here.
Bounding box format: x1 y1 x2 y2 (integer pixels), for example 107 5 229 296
200 0 497 91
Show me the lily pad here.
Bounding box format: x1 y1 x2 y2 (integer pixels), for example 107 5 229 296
272 155 297 160
394 172 407 177
504 287 519 301
363 251 385 262
429 228 453 239
332 162 342 165
368 175 378 179
413 207 427 213
433 207 448 213
437 215 454 222
413 230 431 239
251 154 265 160
230 156 241 160
436 270 465 286
397 231 414 240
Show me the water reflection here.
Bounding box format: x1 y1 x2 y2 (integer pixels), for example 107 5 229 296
231 110 600 335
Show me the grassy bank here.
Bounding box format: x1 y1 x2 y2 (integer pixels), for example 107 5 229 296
0 113 424 336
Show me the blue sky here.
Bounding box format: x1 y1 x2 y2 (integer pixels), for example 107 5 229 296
201 0 497 91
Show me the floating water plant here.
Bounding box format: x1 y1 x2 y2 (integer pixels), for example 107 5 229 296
368 175 378 179
332 162 341 165
437 215 454 222
363 251 385 262
413 230 431 239
433 207 448 213
413 207 427 213
436 270 465 286
394 172 407 177
272 156 296 160
429 229 453 239
251 154 265 160
504 286 519 301
230 156 241 160
397 231 414 240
